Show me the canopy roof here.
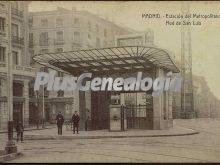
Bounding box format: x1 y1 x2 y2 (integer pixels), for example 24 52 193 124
33 46 179 76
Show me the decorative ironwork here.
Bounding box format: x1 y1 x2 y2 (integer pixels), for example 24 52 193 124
33 46 180 76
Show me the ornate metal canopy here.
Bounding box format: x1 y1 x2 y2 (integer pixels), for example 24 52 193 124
33 46 179 76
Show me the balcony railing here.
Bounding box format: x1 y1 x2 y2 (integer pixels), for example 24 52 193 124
0 63 36 77
11 8 23 18
12 36 24 45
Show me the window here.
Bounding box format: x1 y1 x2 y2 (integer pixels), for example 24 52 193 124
56 18 63 26
96 37 100 48
73 32 80 42
12 51 19 65
0 2 5 8
0 17 5 32
39 32 48 46
96 24 99 34
88 21 91 32
56 48 63 53
56 31 63 41
29 50 34 64
29 33 33 47
13 82 23 97
41 18 48 26
74 18 79 25
104 29 107 37
12 23 19 37
29 81 35 98
11 2 18 9
57 71 63 77
28 17 33 27
0 46 5 62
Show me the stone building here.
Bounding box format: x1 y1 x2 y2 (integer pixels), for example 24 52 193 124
0 1 36 129
28 7 133 127
193 75 220 118
173 73 220 118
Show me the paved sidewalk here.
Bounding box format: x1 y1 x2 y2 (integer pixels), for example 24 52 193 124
24 125 199 140
0 125 56 134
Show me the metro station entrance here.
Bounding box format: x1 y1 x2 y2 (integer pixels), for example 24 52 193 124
33 46 180 131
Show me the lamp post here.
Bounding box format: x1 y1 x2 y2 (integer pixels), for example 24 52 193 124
5 2 17 154
35 91 39 129
42 84 45 128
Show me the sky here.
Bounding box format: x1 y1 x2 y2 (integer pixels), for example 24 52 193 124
29 1 220 99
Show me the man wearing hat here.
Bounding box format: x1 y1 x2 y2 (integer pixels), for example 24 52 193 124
56 112 64 135
72 111 80 134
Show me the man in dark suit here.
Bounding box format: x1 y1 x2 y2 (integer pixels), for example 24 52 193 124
72 111 80 134
56 112 64 135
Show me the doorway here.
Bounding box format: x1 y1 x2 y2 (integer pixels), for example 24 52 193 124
13 103 23 125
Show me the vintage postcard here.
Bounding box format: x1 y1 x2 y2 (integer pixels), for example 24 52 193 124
0 1 220 163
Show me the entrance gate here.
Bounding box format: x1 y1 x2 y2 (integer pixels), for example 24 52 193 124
124 94 153 130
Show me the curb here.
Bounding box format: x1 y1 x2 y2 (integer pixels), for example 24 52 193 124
0 126 56 134
0 152 23 163
24 130 199 140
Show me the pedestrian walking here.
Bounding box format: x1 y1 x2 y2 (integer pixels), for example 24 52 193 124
15 121 24 143
56 112 64 135
72 111 80 134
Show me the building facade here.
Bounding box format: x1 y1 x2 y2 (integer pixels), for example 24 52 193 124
173 73 220 118
0 1 36 129
193 75 220 118
28 7 132 128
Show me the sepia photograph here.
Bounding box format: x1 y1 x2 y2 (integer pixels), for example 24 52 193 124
0 1 220 163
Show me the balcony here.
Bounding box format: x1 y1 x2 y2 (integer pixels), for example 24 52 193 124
0 63 36 78
12 36 24 46
11 8 23 18
54 39 65 45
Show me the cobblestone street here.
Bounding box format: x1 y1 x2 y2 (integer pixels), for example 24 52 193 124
0 118 220 163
